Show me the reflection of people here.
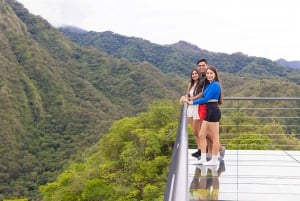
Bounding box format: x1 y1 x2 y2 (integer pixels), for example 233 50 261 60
184 66 223 166
189 160 225 201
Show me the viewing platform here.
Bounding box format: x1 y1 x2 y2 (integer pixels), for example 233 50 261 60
164 97 300 201
188 149 300 201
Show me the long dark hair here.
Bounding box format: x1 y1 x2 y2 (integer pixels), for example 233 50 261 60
188 68 205 97
206 65 223 105
194 75 205 96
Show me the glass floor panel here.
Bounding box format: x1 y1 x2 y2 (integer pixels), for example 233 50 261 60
188 149 300 201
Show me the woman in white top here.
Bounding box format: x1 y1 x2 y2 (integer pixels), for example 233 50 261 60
180 68 203 150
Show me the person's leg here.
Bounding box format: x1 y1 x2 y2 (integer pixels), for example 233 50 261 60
194 104 206 159
197 121 208 164
206 133 213 160
193 119 200 133
192 120 202 158
204 122 220 165
211 122 220 155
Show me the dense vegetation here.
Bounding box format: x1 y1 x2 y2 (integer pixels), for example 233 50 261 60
1 0 299 200
39 101 180 201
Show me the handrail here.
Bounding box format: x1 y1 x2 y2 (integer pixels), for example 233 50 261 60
164 103 188 201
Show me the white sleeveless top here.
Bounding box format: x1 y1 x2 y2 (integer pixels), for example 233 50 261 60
189 86 195 98
187 85 199 119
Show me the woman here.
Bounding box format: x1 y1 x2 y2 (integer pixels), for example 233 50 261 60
179 68 204 154
184 65 223 166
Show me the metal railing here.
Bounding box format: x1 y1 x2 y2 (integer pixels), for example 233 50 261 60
164 103 189 201
164 97 300 201
188 97 300 150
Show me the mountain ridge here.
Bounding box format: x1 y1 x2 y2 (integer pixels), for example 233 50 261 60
275 58 300 69
60 25 300 64
59 26 300 84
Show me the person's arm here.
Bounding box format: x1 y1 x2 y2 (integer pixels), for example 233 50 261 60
191 92 203 100
179 82 191 104
192 82 220 105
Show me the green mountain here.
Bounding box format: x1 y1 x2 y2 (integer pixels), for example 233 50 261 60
59 27 300 84
0 0 183 200
58 27 300 98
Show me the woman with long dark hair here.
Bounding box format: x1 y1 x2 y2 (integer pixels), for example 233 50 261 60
180 68 204 155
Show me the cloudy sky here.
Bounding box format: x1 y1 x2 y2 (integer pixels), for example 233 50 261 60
17 0 300 61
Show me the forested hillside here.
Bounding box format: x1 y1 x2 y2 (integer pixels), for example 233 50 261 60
39 101 181 201
1 0 182 200
1 0 300 200
59 27 300 84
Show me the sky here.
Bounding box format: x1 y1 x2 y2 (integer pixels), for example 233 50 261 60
17 0 300 61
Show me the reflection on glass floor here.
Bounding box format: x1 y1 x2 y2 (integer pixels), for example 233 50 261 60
188 149 300 201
